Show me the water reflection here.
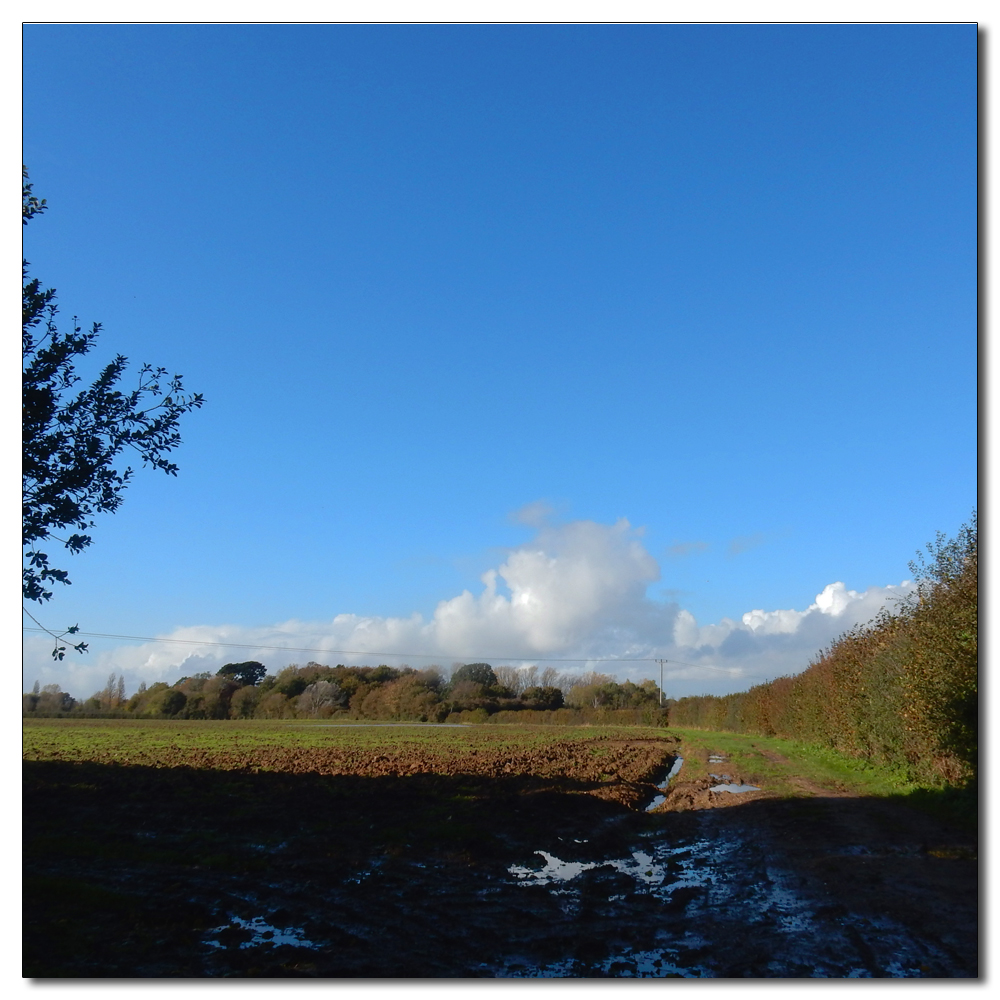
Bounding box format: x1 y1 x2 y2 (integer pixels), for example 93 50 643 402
646 755 684 812
509 849 666 887
205 914 316 950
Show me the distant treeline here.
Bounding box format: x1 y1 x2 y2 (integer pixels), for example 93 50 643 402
668 515 978 788
23 660 666 727
23 517 977 788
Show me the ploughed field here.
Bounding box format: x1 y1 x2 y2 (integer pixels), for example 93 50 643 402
23 719 977 978
22 719 671 807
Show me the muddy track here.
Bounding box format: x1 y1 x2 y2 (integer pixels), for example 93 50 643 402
23 730 977 978
650 743 856 812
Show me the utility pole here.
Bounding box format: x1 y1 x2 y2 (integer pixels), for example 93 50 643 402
655 659 668 707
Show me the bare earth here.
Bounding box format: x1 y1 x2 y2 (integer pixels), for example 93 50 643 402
649 743 978 977
23 728 978 977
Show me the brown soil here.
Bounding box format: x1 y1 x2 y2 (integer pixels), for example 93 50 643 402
653 743 854 811
23 729 977 978
648 743 977 976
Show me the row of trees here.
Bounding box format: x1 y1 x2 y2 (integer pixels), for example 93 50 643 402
668 514 978 788
23 660 665 724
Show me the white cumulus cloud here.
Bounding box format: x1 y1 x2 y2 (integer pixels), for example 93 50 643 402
23 516 918 700
740 581 913 637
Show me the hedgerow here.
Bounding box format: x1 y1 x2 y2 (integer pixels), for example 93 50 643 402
668 514 977 787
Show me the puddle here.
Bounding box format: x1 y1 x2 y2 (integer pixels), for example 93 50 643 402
710 783 760 794
658 838 726 890
663 756 684 782
510 851 599 883
205 914 316 950
198 817 955 978
645 756 684 812
609 850 665 885
509 850 666 887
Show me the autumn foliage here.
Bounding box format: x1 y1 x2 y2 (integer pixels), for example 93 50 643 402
668 515 978 787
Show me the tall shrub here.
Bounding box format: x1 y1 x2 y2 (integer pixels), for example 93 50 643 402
666 515 977 787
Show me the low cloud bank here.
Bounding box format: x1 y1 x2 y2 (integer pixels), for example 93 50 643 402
24 517 915 700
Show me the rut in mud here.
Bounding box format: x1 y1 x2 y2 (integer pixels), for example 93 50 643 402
23 726 977 977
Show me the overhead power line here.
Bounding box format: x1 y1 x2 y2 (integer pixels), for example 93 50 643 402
21 626 737 673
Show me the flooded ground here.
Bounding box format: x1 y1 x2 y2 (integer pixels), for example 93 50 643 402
23 728 977 977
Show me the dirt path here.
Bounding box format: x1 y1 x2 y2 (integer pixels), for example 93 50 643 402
643 739 977 976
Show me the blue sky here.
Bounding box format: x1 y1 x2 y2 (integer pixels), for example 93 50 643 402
22 23 977 699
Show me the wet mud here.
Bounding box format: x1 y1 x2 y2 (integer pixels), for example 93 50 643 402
23 734 977 978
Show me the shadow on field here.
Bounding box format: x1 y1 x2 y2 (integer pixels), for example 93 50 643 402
23 760 978 978
23 758 640 977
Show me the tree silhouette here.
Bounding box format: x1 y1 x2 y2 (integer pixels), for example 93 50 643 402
22 169 204 657
216 661 267 686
